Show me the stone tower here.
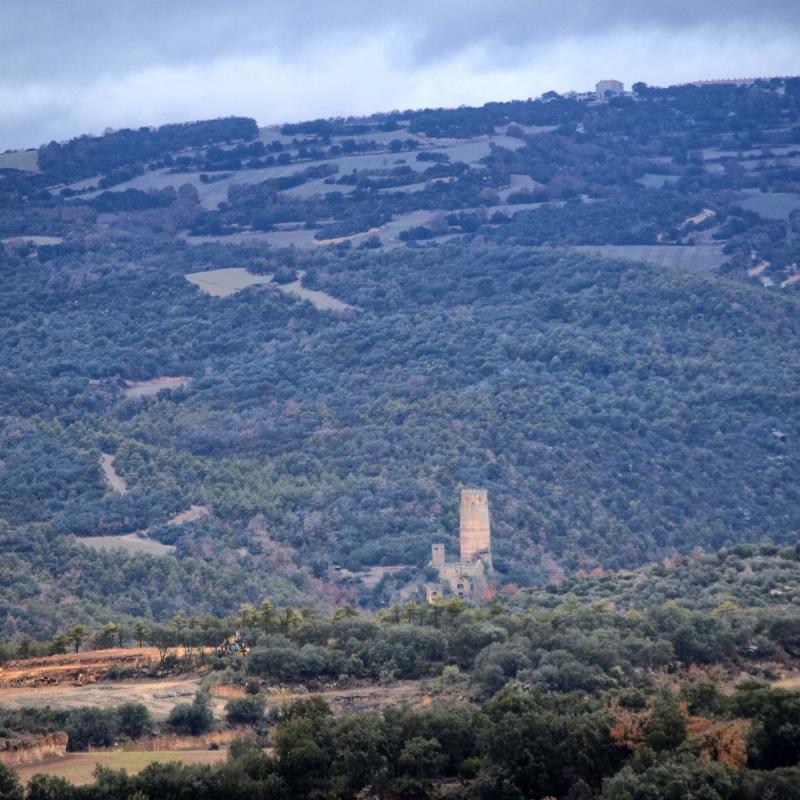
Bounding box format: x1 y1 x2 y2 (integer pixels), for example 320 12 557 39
459 488 491 566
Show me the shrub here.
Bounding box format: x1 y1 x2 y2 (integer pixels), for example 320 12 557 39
166 693 214 736
225 696 266 727
116 703 154 740
0 763 23 800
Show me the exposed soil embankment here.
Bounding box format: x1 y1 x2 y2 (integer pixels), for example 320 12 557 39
0 648 157 688
0 733 68 767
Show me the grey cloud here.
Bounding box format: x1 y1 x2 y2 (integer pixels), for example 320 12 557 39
2 0 798 82
0 1 798 150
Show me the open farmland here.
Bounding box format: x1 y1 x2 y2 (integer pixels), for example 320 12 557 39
0 150 39 172
13 749 228 785
190 202 545 252
68 133 524 208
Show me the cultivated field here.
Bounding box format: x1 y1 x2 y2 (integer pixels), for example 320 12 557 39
13 749 228 785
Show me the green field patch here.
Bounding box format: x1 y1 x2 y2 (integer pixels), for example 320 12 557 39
14 749 227 785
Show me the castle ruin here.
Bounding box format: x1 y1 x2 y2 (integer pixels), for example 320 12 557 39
427 488 493 602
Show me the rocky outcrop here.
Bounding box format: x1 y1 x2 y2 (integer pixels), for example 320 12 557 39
0 732 68 766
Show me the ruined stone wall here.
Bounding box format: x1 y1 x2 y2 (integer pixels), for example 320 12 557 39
0 732 68 766
459 488 491 564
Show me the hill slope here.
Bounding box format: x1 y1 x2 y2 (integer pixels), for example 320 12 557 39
1 80 799 632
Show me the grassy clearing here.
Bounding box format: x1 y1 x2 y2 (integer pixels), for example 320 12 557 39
76 534 175 557
738 191 800 220
14 749 228 785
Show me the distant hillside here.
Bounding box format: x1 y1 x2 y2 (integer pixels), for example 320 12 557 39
0 79 799 629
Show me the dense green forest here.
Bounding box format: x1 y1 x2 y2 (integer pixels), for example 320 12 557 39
1 79 799 632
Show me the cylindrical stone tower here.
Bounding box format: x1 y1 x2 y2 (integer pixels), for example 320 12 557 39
460 488 491 565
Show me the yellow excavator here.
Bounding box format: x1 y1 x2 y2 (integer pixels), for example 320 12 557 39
217 634 249 656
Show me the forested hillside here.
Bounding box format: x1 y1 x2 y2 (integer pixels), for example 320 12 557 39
1 80 799 632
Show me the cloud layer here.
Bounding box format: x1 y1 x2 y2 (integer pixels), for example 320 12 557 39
1 1 798 151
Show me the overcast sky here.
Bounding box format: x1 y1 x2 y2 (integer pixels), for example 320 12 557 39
1 1 798 151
